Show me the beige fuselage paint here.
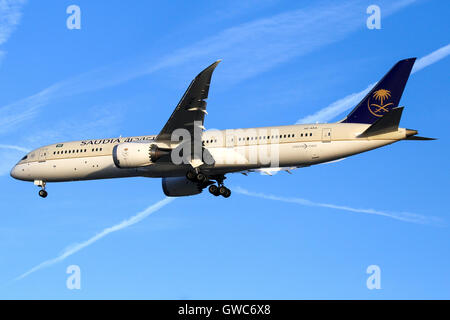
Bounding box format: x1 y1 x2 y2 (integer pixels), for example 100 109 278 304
11 123 408 183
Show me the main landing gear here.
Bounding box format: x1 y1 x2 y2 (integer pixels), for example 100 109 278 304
186 171 231 198
208 174 231 198
34 180 48 198
208 184 231 198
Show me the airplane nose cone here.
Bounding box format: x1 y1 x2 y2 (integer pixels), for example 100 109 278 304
10 165 18 179
10 164 27 180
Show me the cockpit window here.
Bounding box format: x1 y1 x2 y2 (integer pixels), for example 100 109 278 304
21 155 28 160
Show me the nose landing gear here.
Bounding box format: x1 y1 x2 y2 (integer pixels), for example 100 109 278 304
34 180 48 198
38 189 48 198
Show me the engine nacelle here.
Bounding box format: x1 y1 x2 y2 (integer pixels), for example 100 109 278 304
113 143 170 168
162 177 203 197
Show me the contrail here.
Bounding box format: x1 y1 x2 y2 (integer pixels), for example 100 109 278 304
235 187 444 226
411 43 450 74
0 144 30 153
297 43 450 124
15 197 175 281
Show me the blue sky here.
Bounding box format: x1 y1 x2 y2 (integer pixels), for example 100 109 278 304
0 0 449 299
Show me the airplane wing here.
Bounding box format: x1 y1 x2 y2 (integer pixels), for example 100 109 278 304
155 61 221 164
155 60 221 167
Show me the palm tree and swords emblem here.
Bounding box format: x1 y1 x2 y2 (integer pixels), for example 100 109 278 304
368 89 393 117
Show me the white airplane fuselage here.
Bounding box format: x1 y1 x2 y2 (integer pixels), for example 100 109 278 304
10 122 410 183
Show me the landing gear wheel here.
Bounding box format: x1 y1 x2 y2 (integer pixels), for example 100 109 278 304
186 170 196 181
219 186 228 196
196 172 207 183
208 185 220 196
38 190 48 198
223 188 231 198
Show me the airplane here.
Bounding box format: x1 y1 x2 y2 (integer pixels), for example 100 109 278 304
10 58 434 198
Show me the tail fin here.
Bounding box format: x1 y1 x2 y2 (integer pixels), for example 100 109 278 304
341 58 416 124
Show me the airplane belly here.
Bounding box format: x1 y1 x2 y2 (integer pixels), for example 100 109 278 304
28 156 140 182
308 140 396 164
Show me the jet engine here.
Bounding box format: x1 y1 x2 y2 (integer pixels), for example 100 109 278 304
162 177 203 197
113 142 170 168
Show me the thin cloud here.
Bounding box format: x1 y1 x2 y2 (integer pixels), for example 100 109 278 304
297 43 450 124
0 0 416 132
411 43 450 74
147 0 416 82
0 144 29 153
0 0 26 62
235 186 444 226
15 197 175 281
298 83 375 124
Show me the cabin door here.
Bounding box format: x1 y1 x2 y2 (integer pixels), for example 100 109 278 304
322 128 332 142
38 148 48 162
226 132 236 148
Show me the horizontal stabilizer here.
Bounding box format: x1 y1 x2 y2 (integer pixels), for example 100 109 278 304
405 135 436 141
358 107 403 138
